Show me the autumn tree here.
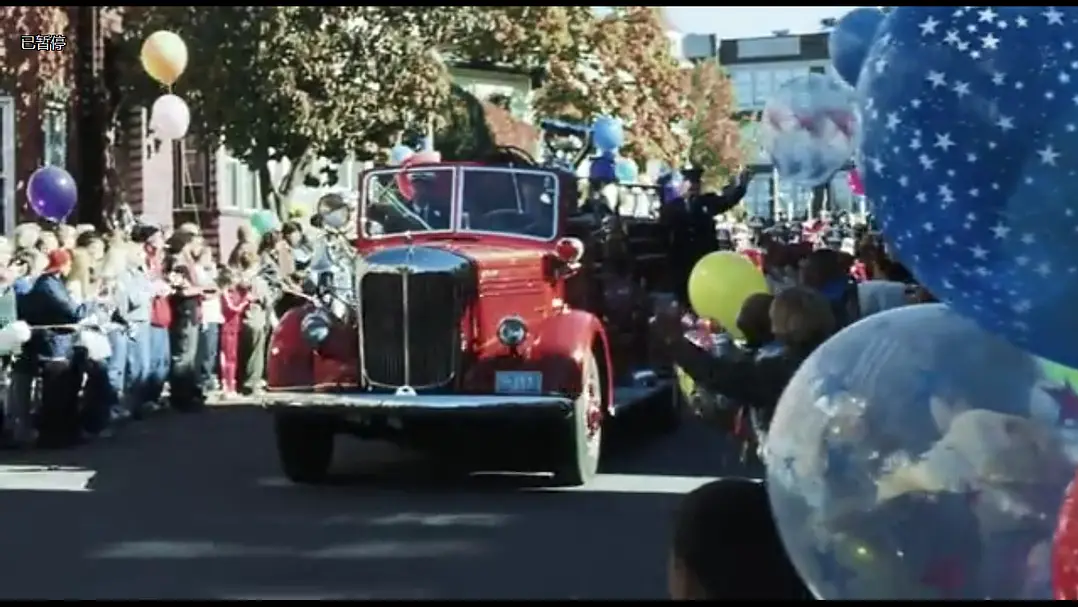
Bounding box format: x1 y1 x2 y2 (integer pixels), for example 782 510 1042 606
117 7 468 215
533 7 689 166
429 8 597 158
685 59 744 192
0 7 70 112
452 7 597 72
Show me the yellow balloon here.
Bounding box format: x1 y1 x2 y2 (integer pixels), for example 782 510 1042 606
1039 357 1078 386
140 31 188 86
686 251 769 341
676 366 695 399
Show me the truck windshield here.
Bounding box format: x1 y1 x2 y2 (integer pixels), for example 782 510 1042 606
362 167 455 237
458 167 558 240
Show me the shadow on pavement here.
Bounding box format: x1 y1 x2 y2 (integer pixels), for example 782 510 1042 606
0 405 705 600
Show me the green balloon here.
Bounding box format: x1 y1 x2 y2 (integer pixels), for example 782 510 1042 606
1038 357 1078 386
250 209 279 236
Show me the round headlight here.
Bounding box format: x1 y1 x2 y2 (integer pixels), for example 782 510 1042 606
300 310 332 347
497 316 528 348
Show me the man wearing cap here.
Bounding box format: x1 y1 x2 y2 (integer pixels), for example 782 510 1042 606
19 249 90 446
406 175 449 230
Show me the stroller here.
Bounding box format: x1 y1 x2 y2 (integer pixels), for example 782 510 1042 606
2 317 113 448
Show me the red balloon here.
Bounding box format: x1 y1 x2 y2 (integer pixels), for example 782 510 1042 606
1053 472 1078 598
848 168 865 196
393 151 443 201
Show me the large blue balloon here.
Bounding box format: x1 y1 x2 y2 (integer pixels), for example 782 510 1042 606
828 8 887 87
858 6 1078 366
26 165 76 223
591 116 624 152
760 73 860 186
766 304 1074 599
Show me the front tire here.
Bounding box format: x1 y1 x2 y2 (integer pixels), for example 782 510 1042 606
552 349 604 486
274 413 335 484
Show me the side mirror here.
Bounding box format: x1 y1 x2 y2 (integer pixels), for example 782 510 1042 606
316 193 352 231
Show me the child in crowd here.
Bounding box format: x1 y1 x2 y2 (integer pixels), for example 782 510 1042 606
218 267 247 397
669 478 812 600
196 247 222 393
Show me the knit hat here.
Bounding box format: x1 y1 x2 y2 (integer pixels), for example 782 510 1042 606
43 248 71 274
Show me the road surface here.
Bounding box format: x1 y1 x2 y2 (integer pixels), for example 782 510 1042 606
0 405 756 599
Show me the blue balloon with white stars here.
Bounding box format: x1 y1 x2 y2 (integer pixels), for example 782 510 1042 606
829 7 888 87
761 73 860 187
764 304 1077 599
857 6 1078 366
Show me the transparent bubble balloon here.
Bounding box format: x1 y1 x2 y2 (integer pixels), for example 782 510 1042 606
764 304 1078 599
760 73 860 186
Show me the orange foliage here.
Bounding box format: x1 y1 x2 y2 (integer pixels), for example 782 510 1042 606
533 7 689 165
685 59 744 190
0 7 71 115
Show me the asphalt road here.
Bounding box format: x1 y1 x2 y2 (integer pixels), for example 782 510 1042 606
0 405 756 600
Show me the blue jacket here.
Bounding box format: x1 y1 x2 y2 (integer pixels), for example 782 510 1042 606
117 267 153 324
22 273 87 361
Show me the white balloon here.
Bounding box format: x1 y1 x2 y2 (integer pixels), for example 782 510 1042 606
150 93 191 141
389 145 415 166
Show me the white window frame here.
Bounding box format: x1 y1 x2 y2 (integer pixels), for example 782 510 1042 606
0 96 14 235
216 148 260 211
42 101 66 168
174 137 208 209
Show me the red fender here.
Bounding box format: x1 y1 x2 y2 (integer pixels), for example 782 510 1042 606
461 310 613 412
266 305 316 390
527 310 614 413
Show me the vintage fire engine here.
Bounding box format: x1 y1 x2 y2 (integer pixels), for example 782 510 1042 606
263 124 681 486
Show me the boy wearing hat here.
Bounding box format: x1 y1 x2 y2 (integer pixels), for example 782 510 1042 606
19 249 89 446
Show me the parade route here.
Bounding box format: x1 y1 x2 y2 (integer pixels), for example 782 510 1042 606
0 406 751 599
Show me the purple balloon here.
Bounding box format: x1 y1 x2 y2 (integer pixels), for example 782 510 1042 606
27 165 77 222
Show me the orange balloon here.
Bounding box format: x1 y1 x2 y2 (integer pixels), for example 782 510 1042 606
140 31 188 86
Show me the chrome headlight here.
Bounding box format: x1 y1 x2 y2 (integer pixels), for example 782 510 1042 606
300 310 333 347
496 316 528 348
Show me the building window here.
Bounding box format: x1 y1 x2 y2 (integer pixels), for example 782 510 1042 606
42 102 66 168
752 71 773 107
776 179 813 219
830 170 854 213
174 138 209 208
731 71 753 110
736 36 801 60
744 174 772 218
218 150 260 210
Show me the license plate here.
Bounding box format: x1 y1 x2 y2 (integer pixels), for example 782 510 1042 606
495 371 543 395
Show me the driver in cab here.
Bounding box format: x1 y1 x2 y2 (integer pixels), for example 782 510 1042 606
405 173 449 230
371 172 450 235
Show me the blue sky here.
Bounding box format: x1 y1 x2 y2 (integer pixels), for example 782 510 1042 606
664 6 851 38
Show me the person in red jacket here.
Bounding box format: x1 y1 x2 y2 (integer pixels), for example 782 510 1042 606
218 268 249 396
